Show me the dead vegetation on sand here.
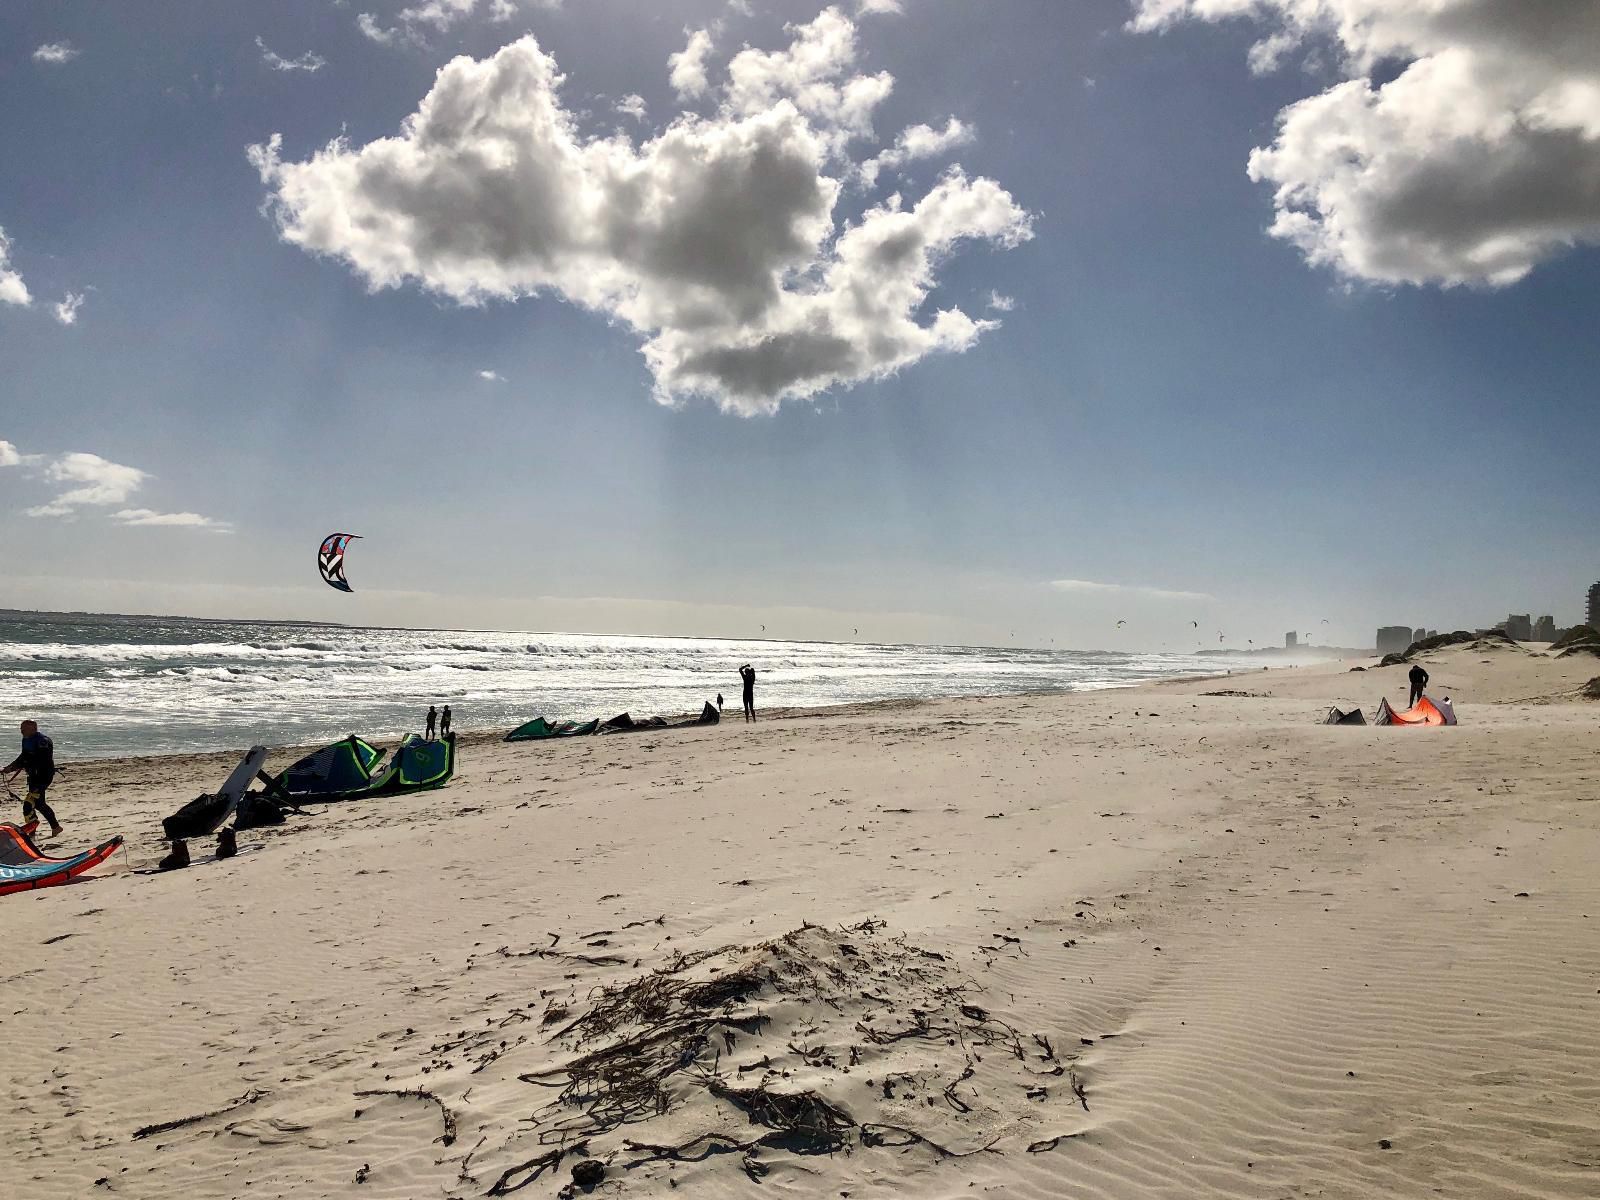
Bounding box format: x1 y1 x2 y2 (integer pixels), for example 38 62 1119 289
396 921 1083 1194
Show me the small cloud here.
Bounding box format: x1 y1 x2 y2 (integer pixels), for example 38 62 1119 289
33 42 79 65
356 13 397 44
614 93 647 122
6 445 228 530
857 0 903 14
1082 77 1096 90
52 291 86 325
1050 578 1214 603
726 0 753 15
113 508 233 530
667 28 713 100
986 291 1015 312
256 36 326 73
860 116 973 187
360 0 560 46
38 452 146 510
477 369 505 381
0 227 31 307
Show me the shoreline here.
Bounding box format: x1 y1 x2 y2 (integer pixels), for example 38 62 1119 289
44 670 1265 770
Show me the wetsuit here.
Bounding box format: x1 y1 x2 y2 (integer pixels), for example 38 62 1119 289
5 732 59 831
441 707 452 736
1408 665 1429 708
426 708 437 740
740 666 756 723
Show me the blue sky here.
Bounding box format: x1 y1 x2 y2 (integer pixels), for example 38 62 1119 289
1 0 1596 649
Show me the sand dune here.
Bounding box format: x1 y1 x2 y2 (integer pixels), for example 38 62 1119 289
4 643 1598 1198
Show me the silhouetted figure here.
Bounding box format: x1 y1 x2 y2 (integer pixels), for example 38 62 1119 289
426 705 438 741
1408 663 1429 708
739 665 756 723
716 693 724 714
4 719 62 837
440 705 452 737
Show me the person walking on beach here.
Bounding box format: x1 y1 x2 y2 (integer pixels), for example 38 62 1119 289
440 705 452 737
425 705 438 740
716 692 724 715
4 720 62 838
1408 663 1429 708
739 664 757 723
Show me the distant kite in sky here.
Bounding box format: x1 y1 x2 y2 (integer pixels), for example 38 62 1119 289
1191 620 1199 628
1116 619 1126 628
318 533 361 593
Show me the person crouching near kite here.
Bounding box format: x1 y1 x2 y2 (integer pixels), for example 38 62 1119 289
5 719 63 838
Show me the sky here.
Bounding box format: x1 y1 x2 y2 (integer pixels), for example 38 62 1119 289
1 0 1596 651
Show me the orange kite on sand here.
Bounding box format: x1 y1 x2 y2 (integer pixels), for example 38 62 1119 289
1375 696 1457 726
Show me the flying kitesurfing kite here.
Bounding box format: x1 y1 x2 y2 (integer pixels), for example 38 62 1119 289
318 533 361 593
1116 619 1126 628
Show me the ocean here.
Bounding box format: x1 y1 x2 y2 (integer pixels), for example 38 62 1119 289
0 611 1235 760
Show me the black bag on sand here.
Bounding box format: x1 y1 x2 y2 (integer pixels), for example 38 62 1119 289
233 793 286 830
162 793 230 841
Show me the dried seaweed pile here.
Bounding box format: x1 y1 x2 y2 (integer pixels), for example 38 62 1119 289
451 920 1084 1195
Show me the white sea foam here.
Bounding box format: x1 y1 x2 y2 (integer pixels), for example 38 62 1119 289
0 614 1238 759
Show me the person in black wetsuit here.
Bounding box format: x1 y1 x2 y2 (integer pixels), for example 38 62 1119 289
739 665 756 723
440 705 452 737
1408 663 1429 708
426 705 438 741
4 720 62 837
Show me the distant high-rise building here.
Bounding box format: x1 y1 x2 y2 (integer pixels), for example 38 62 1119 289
1412 627 1427 643
1533 615 1556 642
1285 632 1297 648
1589 582 1600 629
1377 626 1413 655
1505 614 1533 641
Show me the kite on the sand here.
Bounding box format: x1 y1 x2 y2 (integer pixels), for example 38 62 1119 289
0 822 122 896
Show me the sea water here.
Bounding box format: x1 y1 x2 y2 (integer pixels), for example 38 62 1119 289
0 611 1237 759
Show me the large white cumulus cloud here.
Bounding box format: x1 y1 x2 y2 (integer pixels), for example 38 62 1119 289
249 8 1030 414
1133 1 1600 287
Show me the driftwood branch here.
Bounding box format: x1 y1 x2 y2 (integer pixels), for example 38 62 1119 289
353 1087 458 1146
131 1088 267 1140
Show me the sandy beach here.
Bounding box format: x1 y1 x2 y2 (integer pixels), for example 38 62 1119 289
4 640 1598 1199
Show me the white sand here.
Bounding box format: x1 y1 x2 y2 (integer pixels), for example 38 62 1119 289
4 641 1598 1198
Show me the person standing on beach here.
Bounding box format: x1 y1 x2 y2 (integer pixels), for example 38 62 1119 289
4 720 62 838
1408 663 1429 708
426 705 438 740
739 664 757 723
440 705 452 737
